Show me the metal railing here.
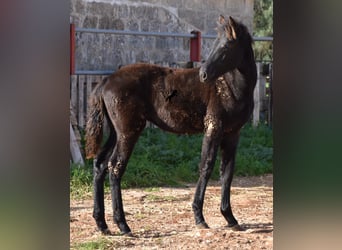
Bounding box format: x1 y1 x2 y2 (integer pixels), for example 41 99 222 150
70 25 273 75
75 27 273 41
75 27 195 38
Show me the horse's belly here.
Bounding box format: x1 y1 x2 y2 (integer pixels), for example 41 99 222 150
148 88 207 133
153 108 205 134
222 102 254 132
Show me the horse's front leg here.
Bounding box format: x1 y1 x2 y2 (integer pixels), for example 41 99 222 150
219 131 243 231
192 117 222 228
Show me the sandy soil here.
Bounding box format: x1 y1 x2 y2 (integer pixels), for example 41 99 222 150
70 174 273 249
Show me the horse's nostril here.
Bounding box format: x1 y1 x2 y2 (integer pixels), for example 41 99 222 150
200 71 207 82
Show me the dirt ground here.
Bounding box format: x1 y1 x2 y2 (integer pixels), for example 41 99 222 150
70 174 273 249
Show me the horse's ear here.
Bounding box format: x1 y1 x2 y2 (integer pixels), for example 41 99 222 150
228 16 236 26
218 15 225 25
224 26 235 41
228 16 237 40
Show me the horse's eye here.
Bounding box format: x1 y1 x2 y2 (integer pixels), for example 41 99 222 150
221 42 229 49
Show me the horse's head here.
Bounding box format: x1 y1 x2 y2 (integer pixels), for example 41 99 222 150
199 16 253 83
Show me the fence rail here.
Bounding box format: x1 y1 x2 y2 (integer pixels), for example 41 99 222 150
70 24 273 75
75 27 195 38
74 26 273 41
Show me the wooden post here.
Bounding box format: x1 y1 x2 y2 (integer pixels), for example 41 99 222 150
70 75 78 119
253 62 261 126
70 123 84 165
86 75 93 118
268 63 273 128
259 71 266 112
78 75 86 128
70 23 75 75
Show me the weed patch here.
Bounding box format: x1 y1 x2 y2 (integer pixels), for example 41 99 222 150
72 237 126 249
70 123 272 197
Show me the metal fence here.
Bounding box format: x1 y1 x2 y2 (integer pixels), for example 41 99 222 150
70 24 272 75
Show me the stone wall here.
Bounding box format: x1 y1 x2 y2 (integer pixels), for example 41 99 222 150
70 0 254 71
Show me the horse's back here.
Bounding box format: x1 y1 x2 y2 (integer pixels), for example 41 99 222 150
101 63 226 134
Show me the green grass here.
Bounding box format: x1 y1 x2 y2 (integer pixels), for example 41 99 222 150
70 163 94 200
70 123 272 197
71 237 121 250
236 123 273 175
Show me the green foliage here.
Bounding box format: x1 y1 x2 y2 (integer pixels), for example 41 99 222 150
122 128 202 188
72 237 119 249
235 124 273 175
70 164 93 200
70 123 272 198
253 0 273 61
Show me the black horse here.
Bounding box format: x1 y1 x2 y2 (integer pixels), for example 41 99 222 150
85 15 257 235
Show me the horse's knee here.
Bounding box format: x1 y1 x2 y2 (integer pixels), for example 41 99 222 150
204 115 222 137
108 160 126 179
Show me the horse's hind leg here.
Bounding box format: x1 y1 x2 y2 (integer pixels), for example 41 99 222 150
107 119 146 235
93 123 116 234
219 132 243 231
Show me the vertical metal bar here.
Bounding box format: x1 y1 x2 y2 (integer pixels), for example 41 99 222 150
70 23 75 75
190 30 201 62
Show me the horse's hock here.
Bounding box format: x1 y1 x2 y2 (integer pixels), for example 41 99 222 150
70 0 254 71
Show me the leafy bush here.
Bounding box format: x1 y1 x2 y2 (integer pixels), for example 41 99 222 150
70 123 273 195
70 163 93 199
235 124 273 175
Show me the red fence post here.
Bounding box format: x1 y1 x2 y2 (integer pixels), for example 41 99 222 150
190 30 201 62
70 23 75 75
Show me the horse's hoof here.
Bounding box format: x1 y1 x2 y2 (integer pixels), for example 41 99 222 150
196 222 210 229
228 224 245 231
122 231 134 237
100 228 112 235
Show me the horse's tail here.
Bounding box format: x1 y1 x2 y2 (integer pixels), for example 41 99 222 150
85 77 108 159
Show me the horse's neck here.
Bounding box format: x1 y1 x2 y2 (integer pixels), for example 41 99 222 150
223 68 253 101
240 46 257 88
